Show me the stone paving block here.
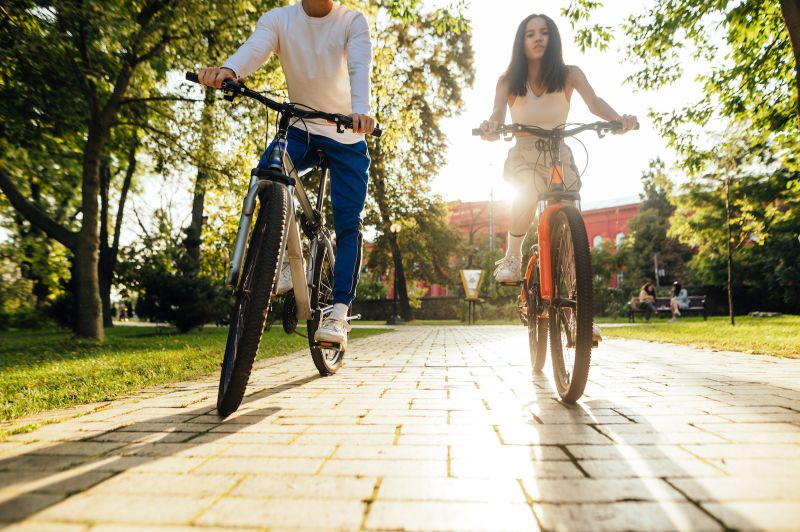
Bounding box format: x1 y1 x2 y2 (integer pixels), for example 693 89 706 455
33 493 214 525
193 457 323 475
1 522 87 531
450 444 568 462
580 458 725 478
85 472 240 497
365 500 539 531
566 444 695 460
377 477 526 503
0 492 67 522
333 444 446 461
0 470 113 499
126 456 209 474
196 496 365 529
321 458 447 477
497 425 613 445
291 433 395 446
450 458 583 480
702 501 800 530
521 477 686 503
534 501 722 531
232 474 375 499
219 443 333 458
670 476 800 502
707 458 800 477
682 443 800 459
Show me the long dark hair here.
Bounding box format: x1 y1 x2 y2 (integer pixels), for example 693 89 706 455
504 14 567 97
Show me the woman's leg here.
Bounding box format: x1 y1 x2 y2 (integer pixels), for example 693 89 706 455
495 184 537 283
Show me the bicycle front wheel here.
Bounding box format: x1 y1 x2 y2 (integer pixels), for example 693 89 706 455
218 182 289 416
307 233 344 376
548 206 593 403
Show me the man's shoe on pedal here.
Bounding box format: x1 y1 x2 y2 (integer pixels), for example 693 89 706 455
494 255 523 285
274 260 292 295
314 316 351 351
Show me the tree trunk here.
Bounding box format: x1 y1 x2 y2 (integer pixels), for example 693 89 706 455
388 232 413 321
76 124 105 340
780 0 800 126
186 86 216 273
99 161 114 327
98 140 138 327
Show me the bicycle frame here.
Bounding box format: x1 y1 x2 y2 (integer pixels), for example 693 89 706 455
227 115 335 322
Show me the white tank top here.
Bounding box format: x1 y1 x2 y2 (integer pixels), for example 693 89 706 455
509 83 570 129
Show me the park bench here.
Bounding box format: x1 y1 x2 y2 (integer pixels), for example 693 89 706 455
627 295 707 323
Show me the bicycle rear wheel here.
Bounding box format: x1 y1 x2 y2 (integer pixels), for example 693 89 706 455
307 233 344 376
218 182 289 416
548 206 593 403
525 279 548 373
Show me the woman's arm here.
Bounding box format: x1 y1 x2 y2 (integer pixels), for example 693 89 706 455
479 75 511 141
567 66 637 132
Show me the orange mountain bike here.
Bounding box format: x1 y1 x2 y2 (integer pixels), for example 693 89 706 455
473 121 637 403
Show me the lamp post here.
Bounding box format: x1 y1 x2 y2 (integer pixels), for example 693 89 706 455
387 222 404 325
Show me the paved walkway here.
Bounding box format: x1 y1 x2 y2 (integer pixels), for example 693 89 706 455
1 326 799 531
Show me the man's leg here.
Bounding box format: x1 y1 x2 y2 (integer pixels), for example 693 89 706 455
312 135 370 347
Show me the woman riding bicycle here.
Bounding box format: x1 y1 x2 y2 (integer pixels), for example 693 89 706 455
479 13 637 284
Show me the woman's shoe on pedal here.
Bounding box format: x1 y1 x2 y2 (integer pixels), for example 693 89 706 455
494 255 523 285
314 316 351 351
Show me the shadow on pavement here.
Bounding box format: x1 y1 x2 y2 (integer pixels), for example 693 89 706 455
0 374 318 524
522 364 757 530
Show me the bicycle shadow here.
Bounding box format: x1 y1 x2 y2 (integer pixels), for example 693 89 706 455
521 354 770 530
0 374 318 524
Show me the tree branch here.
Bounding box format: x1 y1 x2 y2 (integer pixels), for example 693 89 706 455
0 166 78 250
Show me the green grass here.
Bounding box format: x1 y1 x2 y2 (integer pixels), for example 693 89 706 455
0 324 389 423
601 315 800 358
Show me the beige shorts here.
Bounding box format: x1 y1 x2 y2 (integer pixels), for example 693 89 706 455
503 136 581 193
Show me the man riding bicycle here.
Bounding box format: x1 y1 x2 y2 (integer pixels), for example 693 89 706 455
198 0 376 350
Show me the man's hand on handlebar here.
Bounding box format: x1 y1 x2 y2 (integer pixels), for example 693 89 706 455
350 113 376 135
198 66 242 89
479 119 501 141
613 114 638 135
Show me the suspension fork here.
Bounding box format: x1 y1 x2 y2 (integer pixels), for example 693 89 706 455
537 203 568 303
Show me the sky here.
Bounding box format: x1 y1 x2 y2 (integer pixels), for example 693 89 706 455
431 0 700 208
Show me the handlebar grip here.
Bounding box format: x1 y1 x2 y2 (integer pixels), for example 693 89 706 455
186 72 199 83
371 128 383 138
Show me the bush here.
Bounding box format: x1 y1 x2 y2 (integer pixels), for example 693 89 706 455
135 271 231 332
593 287 629 317
0 308 54 330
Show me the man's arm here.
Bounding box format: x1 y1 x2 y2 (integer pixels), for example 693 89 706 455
346 13 374 134
222 11 279 80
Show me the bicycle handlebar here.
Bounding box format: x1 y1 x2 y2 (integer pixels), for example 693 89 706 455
471 121 639 139
186 72 382 138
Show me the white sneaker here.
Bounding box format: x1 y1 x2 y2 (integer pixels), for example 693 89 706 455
592 324 602 343
275 260 292 295
314 316 351 351
494 255 523 284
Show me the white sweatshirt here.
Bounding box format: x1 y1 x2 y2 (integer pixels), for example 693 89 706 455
223 2 371 144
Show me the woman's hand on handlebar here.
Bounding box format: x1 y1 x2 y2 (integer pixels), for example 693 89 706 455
613 114 638 134
479 119 501 141
198 66 242 89
350 113 376 135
